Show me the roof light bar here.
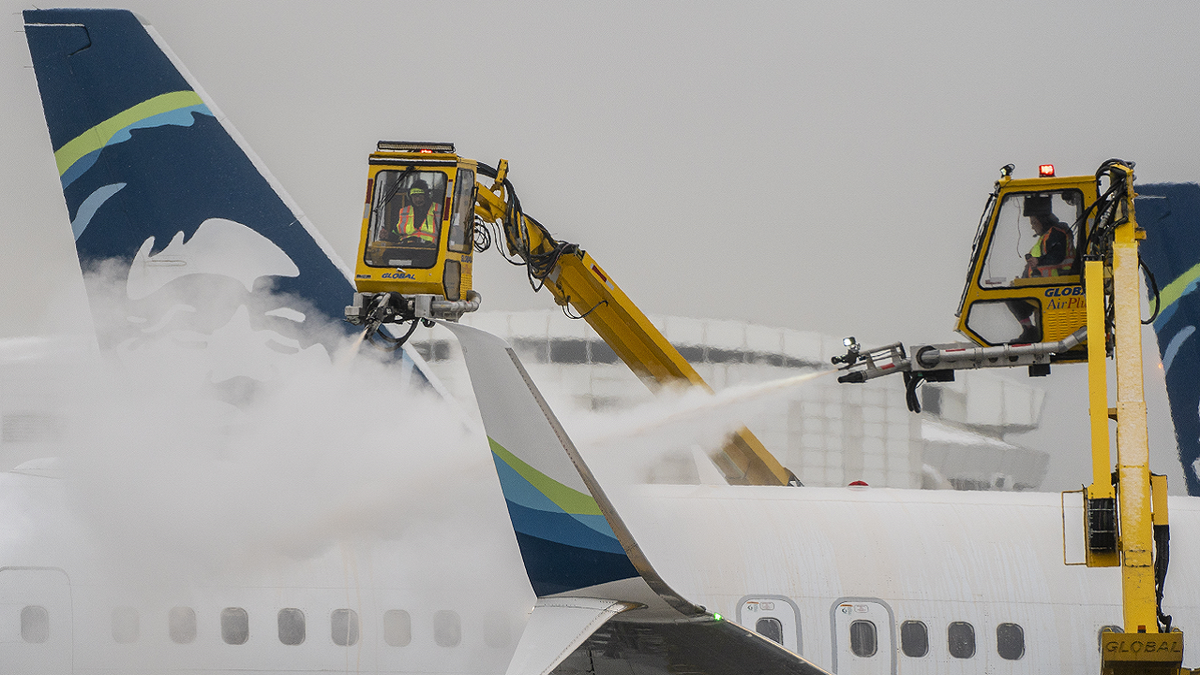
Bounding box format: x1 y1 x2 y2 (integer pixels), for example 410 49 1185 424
376 141 456 154
1038 164 1055 177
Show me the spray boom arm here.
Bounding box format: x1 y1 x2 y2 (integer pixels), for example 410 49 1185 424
470 160 797 487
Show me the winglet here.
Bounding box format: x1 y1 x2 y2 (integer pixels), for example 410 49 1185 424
447 323 834 675
441 321 702 615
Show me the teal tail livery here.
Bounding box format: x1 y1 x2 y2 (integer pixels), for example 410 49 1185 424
23 8 429 384
1137 183 1200 496
440 321 829 675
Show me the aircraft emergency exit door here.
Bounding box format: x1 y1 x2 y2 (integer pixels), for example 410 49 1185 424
0 567 72 675
739 595 802 654
832 598 895 675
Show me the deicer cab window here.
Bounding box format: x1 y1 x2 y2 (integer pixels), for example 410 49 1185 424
365 170 449 269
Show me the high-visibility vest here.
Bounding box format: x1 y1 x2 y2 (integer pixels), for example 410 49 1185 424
395 204 440 244
1024 226 1076 277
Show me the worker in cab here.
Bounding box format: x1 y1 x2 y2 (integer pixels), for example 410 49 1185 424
389 180 441 246
1022 195 1075 278
1007 194 1077 343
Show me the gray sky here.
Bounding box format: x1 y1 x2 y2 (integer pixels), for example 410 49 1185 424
2 1 1198 491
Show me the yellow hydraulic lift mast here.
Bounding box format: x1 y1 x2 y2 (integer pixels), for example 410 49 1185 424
831 161 1184 674
1087 163 1182 674
345 143 796 487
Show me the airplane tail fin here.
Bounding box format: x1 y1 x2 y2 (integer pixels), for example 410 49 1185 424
22 9 431 382
1136 183 1200 496
439 321 697 610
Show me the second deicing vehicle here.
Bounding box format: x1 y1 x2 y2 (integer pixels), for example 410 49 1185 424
834 161 1183 675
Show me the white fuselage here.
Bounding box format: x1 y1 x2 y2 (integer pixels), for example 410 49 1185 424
2 469 1196 674
620 484 1200 675
0 467 534 675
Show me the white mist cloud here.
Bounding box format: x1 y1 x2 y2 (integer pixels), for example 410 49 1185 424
45 266 496 588
559 370 833 487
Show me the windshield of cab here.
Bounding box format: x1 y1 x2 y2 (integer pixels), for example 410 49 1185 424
365 170 448 269
979 189 1083 288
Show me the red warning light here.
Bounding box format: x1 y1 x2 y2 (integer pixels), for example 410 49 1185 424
419 149 433 154
1038 164 1055 177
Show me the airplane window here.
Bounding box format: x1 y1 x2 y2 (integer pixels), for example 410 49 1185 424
169 606 196 644
434 609 461 647
756 617 784 645
112 606 140 644
850 620 877 657
221 607 249 645
948 621 975 659
997 622 1024 660
21 606 49 643
384 609 411 647
331 608 360 646
278 608 305 646
900 620 928 657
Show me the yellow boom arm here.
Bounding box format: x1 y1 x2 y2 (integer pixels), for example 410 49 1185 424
475 160 795 486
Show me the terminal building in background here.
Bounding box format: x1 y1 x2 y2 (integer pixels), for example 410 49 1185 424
408 311 1049 491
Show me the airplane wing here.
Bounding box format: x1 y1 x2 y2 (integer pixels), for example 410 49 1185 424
441 321 830 675
561 617 826 675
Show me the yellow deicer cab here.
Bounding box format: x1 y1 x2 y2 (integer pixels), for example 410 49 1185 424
354 141 477 303
956 165 1096 361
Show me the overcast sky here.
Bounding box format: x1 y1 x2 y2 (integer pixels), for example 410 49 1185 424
2 1 1198 491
